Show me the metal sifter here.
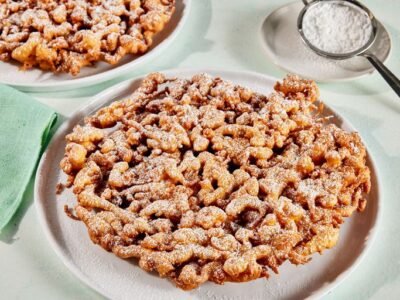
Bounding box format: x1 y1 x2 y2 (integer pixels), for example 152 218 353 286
297 0 400 96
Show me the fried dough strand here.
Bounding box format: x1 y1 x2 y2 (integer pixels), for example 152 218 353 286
0 0 175 74
60 73 371 290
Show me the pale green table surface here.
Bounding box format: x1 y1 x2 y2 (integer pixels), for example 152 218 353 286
1 0 400 299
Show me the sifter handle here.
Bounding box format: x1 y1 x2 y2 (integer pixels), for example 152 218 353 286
361 52 400 97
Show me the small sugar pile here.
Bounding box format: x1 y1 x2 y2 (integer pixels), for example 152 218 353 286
302 1 373 54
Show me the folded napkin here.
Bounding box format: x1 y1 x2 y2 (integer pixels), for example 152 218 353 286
0 85 57 231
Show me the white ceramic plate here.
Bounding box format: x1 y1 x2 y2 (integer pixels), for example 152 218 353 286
35 69 381 300
0 0 191 93
260 1 391 82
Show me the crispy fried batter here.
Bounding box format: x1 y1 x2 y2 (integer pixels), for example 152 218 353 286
0 0 175 75
59 73 371 290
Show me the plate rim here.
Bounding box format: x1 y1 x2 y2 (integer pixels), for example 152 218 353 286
259 1 392 83
34 68 383 299
0 0 192 92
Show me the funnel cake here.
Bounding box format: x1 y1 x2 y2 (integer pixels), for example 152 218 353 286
59 73 371 290
0 0 175 75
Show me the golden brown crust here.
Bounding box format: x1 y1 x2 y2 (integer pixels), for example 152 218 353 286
0 0 175 75
59 73 371 290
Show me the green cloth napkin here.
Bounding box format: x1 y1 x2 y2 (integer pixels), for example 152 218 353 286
0 85 57 231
